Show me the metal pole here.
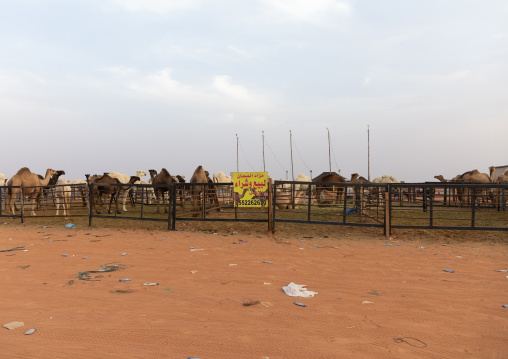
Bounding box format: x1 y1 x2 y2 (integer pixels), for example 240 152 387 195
290 130 294 181
367 125 371 181
327 127 331 173
262 130 266 172
236 133 239 172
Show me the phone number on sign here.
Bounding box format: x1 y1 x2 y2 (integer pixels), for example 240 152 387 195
237 199 265 206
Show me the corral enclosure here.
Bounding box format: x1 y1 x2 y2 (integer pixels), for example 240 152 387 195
1 181 507 234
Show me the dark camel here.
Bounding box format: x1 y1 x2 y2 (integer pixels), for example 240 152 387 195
148 168 178 213
86 174 140 214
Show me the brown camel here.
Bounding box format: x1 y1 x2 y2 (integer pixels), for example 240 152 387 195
7 167 58 216
189 166 220 216
493 170 508 209
86 174 140 214
455 169 492 205
233 187 250 203
348 173 370 208
148 168 178 213
434 174 461 203
315 173 347 205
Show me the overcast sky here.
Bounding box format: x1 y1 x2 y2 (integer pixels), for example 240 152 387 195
1 0 507 183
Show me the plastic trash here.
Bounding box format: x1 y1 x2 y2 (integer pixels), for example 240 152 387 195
119 278 132 282
283 282 318 297
65 223 75 228
62 254 67 257
3 321 24 330
503 305 508 308
345 207 360 215
121 252 127 256
24 328 36 335
190 248 204 252
495 270 508 272
262 261 274 264
293 301 307 307
143 282 159 286
443 269 454 273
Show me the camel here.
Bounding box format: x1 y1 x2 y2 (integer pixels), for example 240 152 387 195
174 174 187 203
455 169 492 205
148 168 178 213
434 174 462 204
86 174 140 214
7 167 58 216
233 187 250 203
55 177 71 216
314 173 347 205
347 173 370 209
190 166 220 216
349 173 369 183
106 171 139 212
493 170 508 210
36 170 66 208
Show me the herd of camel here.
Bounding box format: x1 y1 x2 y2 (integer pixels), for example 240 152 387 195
1 165 507 217
0 166 213 216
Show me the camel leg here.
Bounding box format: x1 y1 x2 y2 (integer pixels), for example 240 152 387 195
29 195 36 216
56 196 61 216
121 191 128 212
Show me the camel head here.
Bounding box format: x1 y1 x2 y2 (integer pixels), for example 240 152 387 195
128 176 141 184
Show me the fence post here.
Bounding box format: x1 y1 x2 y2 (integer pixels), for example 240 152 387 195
271 181 277 233
268 180 273 231
88 184 93 227
384 187 391 238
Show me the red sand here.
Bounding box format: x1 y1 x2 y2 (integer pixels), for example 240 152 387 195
0 224 507 358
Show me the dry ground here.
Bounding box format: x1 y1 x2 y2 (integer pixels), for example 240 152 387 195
0 217 507 358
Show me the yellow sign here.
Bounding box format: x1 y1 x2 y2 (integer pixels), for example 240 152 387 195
233 172 269 207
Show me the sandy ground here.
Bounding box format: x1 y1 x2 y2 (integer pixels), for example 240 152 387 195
0 222 507 359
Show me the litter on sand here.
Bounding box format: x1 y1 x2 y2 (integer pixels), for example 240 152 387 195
293 301 307 307
494 269 508 272
3 321 24 330
262 260 274 264
143 282 159 286
362 301 374 304
119 278 132 282
65 223 76 228
190 248 204 252
24 328 36 335
283 282 318 298
443 269 455 273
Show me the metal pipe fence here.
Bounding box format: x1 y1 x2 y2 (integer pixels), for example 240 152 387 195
1 181 507 235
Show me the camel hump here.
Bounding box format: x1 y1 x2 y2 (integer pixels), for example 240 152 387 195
160 168 170 176
16 167 31 175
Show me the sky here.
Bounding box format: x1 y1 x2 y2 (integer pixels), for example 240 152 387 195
1 0 507 183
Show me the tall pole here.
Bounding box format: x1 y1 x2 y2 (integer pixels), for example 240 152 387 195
289 130 294 181
236 133 239 172
367 125 370 181
262 130 266 172
327 127 331 173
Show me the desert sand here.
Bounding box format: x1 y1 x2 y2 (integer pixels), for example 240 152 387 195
0 221 507 358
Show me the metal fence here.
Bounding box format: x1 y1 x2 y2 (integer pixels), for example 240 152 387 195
2 181 507 235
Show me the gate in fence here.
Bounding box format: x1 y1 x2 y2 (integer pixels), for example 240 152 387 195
1 181 507 235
